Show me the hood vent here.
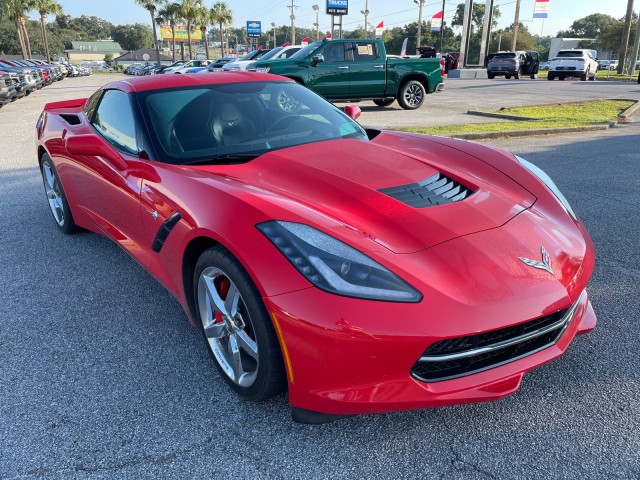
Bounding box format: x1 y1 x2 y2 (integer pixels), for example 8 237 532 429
379 173 473 208
59 114 81 126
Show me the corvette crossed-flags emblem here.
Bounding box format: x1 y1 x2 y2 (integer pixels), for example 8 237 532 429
519 246 554 275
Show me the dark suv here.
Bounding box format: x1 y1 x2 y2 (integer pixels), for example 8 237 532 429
0 71 18 107
487 51 539 79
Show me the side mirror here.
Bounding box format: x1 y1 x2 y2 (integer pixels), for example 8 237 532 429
343 105 361 121
311 54 324 67
65 134 128 170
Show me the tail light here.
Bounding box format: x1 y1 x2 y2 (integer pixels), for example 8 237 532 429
440 59 446 76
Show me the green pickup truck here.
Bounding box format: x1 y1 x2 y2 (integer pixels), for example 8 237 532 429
252 39 445 110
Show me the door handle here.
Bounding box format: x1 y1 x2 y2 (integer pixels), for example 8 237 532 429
338 66 349 70
373 65 384 68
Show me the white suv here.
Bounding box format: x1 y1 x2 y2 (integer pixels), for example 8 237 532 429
548 50 598 81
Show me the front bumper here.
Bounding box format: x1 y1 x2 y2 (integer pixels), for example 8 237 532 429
262 205 595 415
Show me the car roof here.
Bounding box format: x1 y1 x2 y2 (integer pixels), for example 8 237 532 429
105 71 293 93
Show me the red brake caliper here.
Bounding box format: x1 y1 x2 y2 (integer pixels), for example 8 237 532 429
214 278 230 323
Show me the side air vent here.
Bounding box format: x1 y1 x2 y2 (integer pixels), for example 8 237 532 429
378 173 473 208
59 114 81 126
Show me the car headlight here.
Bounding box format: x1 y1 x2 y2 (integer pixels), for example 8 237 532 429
515 155 577 220
255 67 270 73
257 221 422 302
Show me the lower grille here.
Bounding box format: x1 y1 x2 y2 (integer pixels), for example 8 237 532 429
410 292 583 382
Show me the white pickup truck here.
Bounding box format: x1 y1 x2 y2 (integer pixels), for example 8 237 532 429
548 49 598 81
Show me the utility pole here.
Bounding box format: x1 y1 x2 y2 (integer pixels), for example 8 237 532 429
617 0 634 74
312 5 320 40
440 0 446 52
361 0 369 38
414 0 425 50
288 0 297 45
511 0 521 51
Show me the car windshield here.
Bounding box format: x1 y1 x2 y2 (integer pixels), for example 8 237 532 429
290 41 323 59
240 50 260 60
556 51 582 58
256 47 284 61
138 81 368 165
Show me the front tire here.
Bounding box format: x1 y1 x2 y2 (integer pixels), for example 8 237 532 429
40 154 79 234
397 80 426 110
194 246 286 401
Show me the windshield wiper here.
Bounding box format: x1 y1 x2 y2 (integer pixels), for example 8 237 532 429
182 153 259 165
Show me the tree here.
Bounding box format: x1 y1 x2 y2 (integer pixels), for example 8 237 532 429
111 23 153 51
104 52 113 66
179 0 202 60
156 2 182 62
0 0 32 58
210 1 232 57
559 13 617 38
194 5 210 58
134 0 165 65
32 0 62 62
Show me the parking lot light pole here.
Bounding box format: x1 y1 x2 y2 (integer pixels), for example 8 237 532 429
271 22 277 49
511 0 521 51
361 0 369 38
312 5 320 40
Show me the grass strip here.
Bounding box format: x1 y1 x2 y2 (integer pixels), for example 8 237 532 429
403 100 635 136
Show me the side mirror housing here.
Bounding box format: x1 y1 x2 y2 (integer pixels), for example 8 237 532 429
343 104 361 121
311 54 324 67
65 134 128 170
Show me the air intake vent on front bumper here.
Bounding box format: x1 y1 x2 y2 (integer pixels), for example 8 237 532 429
379 173 473 208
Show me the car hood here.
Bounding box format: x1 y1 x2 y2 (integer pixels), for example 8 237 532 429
199 132 536 254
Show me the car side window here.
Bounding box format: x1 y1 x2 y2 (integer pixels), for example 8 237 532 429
91 89 138 155
353 43 379 62
84 89 102 120
321 42 347 62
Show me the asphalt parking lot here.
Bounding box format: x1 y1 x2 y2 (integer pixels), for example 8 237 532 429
1 75 639 479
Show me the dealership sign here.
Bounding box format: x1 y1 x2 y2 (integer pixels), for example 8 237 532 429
247 21 262 37
326 0 348 15
533 0 549 18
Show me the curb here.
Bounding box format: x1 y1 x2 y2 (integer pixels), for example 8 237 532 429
448 122 616 140
466 111 539 121
619 99 640 120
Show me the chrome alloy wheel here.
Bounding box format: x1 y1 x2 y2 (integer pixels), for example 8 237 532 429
197 267 259 387
276 89 300 113
404 84 424 108
42 160 65 226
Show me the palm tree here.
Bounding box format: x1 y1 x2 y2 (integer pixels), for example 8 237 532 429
210 1 232 57
156 2 182 62
178 0 202 60
194 5 211 59
134 0 166 65
32 0 62 62
0 0 32 58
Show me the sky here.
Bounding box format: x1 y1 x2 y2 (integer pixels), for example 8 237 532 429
29 0 635 38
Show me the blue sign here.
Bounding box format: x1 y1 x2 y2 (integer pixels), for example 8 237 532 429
247 21 261 38
326 0 348 15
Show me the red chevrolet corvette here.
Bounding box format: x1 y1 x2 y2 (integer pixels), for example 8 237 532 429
36 73 596 423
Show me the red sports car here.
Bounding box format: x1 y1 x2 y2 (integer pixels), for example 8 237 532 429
36 73 596 423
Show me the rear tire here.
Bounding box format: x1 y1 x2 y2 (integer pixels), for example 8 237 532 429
397 80 426 110
505 75 511 79
487 73 495 79
513 69 521 79
40 153 80 234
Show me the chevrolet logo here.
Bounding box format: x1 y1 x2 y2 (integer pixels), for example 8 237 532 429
519 246 554 275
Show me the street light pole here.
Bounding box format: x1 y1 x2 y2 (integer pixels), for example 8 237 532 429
511 0 521 51
414 0 424 50
288 0 297 45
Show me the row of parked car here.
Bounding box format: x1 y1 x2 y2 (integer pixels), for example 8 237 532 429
0 58 91 109
124 45 305 77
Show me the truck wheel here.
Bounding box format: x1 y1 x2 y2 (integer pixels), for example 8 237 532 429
530 73 538 79
487 73 495 79
373 98 395 107
548 73 554 81
397 80 425 110
505 75 511 79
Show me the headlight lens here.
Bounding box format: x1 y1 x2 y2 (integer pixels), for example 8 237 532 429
257 221 422 302
515 155 577 220
255 67 270 73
